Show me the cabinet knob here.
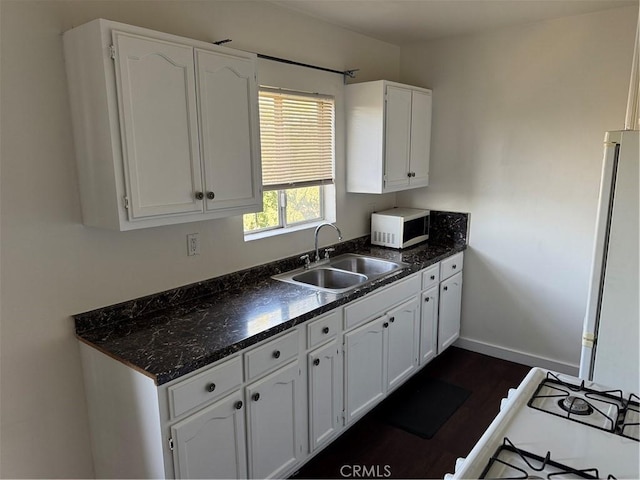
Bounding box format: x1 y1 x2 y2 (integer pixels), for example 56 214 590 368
389 317 395 323
313 358 320 366
425 297 430 302
407 172 412 178
207 191 215 200
443 286 448 291
206 382 216 393
322 326 330 334
452 264 457 269
383 322 389 328
235 401 243 410
195 191 204 200
273 350 281 359
430 275 435 280
252 393 260 402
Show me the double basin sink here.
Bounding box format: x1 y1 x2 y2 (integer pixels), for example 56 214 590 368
273 253 408 293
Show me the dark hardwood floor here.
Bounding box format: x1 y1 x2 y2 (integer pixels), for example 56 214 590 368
291 347 531 479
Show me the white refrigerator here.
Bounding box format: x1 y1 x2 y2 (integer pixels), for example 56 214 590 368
579 129 639 394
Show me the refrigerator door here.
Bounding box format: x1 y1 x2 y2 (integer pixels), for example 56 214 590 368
580 131 639 393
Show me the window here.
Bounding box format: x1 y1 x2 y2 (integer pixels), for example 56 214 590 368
243 88 335 236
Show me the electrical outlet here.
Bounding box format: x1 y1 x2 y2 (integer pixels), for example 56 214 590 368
187 233 200 256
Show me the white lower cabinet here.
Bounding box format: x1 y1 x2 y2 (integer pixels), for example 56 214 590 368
438 271 463 353
171 390 247 479
344 274 422 424
308 341 342 451
419 285 439 364
245 361 304 479
386 297 420 391
344 315 388 424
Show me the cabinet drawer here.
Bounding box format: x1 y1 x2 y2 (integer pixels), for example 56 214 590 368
421 264 440 290
168 355 243 419
344 274 420 330
307 310 340 349
440 252 464 281
245 330 299 380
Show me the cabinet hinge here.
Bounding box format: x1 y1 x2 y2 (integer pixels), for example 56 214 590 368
341 410 346 426
109 44 116 60
123 196 129 209
168 437 174 451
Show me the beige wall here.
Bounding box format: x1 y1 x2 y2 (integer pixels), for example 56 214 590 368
0 1 399 477
398 6 638 371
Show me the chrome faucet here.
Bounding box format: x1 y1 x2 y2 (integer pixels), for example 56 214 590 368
313 222 343 263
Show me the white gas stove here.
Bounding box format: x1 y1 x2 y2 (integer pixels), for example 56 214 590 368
448 367 639 479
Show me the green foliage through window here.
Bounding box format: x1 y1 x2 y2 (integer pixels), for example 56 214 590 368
243 186 323 233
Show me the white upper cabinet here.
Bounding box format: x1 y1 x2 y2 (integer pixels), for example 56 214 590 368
63 19 262 230
113 32 204 220
346 80 432 194
195 49 261 213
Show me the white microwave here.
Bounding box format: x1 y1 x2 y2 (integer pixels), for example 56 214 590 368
371 207 430 249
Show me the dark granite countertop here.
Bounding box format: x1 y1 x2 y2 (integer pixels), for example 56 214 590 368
75 213 468 386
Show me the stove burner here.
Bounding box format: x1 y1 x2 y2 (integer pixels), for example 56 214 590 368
479 437 601 479
558 396 593 416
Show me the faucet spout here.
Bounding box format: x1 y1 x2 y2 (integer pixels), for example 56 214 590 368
314 222 343 263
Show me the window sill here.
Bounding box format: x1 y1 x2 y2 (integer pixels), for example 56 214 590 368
243 221 327 242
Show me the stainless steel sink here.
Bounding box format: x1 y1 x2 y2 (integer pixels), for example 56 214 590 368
328 254 403 277
274 253 408 293
291 268 368 290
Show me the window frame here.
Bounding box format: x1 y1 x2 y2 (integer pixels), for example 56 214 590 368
243 87 336 239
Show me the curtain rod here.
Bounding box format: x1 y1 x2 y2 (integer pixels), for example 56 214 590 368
213 39 359 81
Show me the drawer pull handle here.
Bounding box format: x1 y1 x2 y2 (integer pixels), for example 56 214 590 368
313 358 320 366
252 393 260 402
235 401 243 410
389 317 395 323
273 350 281 359
322 326 330 334
452 264 457 269
206 383 216 393
383 322 389 328
443 286 448 291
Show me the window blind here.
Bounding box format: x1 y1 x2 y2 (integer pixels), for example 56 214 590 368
259 88 334 190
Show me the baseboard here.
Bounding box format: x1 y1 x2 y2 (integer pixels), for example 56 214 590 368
454 337 579 376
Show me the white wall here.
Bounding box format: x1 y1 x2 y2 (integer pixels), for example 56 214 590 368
398 6 638 372
0 1 399 477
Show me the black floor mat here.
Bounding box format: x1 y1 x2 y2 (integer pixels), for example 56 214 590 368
377 377 471 439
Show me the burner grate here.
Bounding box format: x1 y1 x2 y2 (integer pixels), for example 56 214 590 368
527 372 638 441
479 437 607 479
620 393 639 441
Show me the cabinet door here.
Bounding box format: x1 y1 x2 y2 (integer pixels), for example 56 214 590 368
112 31 203 219
420 286 439 365
171 390 247 479
344 316 387 424
308 341 342 451
439 272 463 353
386 297 419 391
195 49 261 213
409 90 432 187
245 361 303 479
383 86 412 191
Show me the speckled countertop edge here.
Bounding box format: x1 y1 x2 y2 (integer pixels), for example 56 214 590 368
74 212 468 385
